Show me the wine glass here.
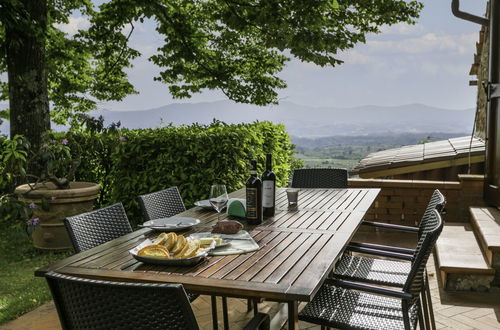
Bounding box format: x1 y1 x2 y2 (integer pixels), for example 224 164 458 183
209 184 228 221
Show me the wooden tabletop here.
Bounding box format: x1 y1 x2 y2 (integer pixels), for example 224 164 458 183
36 188 379 328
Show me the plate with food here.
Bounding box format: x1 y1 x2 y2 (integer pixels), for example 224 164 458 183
189 232 231 249
129 232 213 265
139 217 200 231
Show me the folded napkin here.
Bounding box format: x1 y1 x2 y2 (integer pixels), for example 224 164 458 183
226 198 246 218
209 230 260 256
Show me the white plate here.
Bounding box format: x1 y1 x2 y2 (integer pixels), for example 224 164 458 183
129 238 211 266
139 217 200 231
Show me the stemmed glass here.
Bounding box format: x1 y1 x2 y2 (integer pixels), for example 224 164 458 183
209 184 228 221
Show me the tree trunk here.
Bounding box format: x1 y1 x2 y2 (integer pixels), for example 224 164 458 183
5 0 50 150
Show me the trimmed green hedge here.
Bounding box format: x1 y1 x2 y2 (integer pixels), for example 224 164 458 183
74 121 295 223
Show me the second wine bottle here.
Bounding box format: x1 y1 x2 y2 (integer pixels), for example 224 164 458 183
262 153 276 217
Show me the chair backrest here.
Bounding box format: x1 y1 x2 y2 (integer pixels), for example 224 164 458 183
418 189 446 239
64 203 132 253
138 187 186 221
405 209 443 300
45 271 199 330
291 168 348 188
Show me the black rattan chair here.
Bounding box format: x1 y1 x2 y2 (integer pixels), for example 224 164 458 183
338 189 446 330
46 272 270 330
64 203 132 253
64 203 199 304
299 209 444 330
139 187 186 221
291 168 348 188
46 271 199 330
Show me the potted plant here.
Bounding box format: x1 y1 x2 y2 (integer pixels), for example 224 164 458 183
1 116 128 250
8 132 100 250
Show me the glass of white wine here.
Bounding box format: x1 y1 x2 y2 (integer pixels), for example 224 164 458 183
209 184 228 221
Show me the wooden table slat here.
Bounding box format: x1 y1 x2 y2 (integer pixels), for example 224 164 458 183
35 187 380 330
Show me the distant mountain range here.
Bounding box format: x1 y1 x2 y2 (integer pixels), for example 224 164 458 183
0 100 475 137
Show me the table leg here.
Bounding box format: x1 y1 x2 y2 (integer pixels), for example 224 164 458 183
287 301 299 330
211 296 218 330
222 297 229 330
253 299 259 316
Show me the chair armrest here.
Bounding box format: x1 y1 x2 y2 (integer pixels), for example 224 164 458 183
361 221 419 233
346 246 413 261
326 279 413 300
348 242 415 255
243 312 270 330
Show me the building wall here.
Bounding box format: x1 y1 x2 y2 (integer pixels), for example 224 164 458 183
474 26 489 140
348 175 485 229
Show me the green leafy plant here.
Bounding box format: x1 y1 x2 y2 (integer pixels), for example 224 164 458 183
69 114 125 206
0 135 35 231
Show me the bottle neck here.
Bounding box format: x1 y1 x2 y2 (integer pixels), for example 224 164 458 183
265 154 272 170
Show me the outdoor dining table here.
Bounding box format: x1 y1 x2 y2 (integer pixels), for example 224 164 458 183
35 187 380 330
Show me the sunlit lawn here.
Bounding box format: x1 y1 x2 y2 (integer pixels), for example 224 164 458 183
0 228 69 324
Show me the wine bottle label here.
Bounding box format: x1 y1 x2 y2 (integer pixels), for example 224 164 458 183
246 188 258 219
262 181 275 208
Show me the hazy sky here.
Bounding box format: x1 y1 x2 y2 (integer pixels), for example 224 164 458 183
30 1 494 112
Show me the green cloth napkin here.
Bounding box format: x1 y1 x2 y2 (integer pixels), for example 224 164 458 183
227 198 246 218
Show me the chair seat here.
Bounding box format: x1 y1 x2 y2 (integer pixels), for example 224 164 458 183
334 255 410 287
299 285 418 330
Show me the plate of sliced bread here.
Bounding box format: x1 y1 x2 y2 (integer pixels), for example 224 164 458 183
129 232 214 266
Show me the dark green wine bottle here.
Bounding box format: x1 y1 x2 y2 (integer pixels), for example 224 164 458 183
262 154 276 217
246 159 263 224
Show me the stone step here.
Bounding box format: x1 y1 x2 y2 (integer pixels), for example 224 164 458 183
435 222 495 292
469 206 500 266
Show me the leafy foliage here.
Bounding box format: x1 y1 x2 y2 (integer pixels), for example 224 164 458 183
0 135 33 231
71 120 294 223
0 0 423 124
0 120 295 227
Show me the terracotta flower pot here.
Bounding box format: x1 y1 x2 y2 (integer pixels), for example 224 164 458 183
15 182 100 250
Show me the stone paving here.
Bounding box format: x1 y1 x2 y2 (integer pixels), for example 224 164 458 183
2 232 500 330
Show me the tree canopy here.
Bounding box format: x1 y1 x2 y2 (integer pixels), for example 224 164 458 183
0 0 423 126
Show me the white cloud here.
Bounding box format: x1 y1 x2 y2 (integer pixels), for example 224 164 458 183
366 32 477 55
55 17 90 35
339 50 375 65
379 23 424 35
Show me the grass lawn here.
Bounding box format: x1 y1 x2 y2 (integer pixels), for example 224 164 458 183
0 228 69 325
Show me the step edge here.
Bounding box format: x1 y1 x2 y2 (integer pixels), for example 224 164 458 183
469 207 500 255
439 266 496 275
436 222 493 272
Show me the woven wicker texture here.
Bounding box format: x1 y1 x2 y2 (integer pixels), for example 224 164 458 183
139 187 186 221
303 210 442 329
334 255 410 287
405 209 443 298
64 203 132 253
333 190 446 287
418 189 446 239
45 272 199 330
299 285 418 330
291 168 348 188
